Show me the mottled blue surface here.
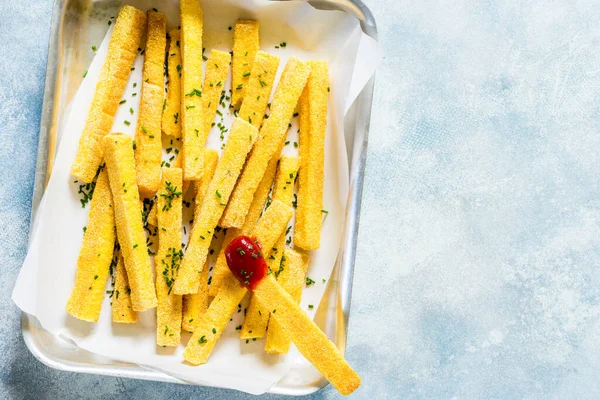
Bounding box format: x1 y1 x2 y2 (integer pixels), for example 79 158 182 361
4 0 600 399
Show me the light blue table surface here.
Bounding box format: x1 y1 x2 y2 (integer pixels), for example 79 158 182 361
4 0 600 399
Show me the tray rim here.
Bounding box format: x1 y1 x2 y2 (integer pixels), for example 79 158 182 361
21 0 378 395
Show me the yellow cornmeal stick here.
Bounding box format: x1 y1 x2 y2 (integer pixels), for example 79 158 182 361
162 30 182 138
238 51 280 128
180 0 204 181
181 149 218 331
201 50 231 135
182 260 209 332
155 167 184 346
183 200 293 364
66 168 115 322
240 156 299 338
253 275 360 395
147 200 158 227
71 6 146 182
231 20 260 108
112 254 138 323
173 118 258 295
295 61 329 250
209 153 279 296
221 58 311 228
135 10 167 198
264 249 308 353
103 134 157 311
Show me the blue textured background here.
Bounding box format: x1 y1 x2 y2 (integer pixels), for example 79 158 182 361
4 0 600 399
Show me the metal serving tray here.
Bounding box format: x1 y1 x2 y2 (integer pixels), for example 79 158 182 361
22 0 377 395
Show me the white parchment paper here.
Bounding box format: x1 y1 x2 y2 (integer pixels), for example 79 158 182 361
13 0 381 394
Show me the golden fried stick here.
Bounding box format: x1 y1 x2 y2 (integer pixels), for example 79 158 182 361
253 275 360 395
264 249 308 353
209 153 279 296
294 61 329 250
201 50 231 135
173 118 258 295
183 200 293 365
135 10 166 198
221 58 310 228
162 30 182 138
103 134 157 311
238 51 279 128
231 20 259 108
240 156 299 338
180 0 204 180
71 6 146 182
66 168 115 322
112 254 138 323
155 167 184 346
181 149 219 332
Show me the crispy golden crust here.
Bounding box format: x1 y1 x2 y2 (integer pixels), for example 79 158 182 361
264 248 308 353
103 134 157 311
209 150 279 297
241 157 298 338
183 199 292 364
193 149 219 223
201 50 231 135
162 30 182 138
231 20 260 108
221 58 310 228
147 199 158 227
181 260 209 332
155 168 183 346
173 118 258 295
238 51 280 128
256 275 360 395
71 6 146 182
180 0 204 180
66 168 115 322
294 61 328 250
112 254 138 323
135 11 166 198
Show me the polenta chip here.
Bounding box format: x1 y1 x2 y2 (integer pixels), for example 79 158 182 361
231 20 259 108
155 168 183 346
173 118 258 295
294 61 329 250
112 254 138 323
66 168 115 322
103 133 157 311
162 30 182 138
221 58 310 228
238 51 279 128
201 50 231 135
180 0 204 180
183 200 293 364
135 10 166 198
71 5 146 182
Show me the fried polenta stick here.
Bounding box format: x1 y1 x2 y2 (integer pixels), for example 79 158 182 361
180 0 204 181
201 50 231 135
103 134 157 311
183 200 293 365
240 156 299 338
66 168 115 322
238 51 279 128
295 61 329 250
162 29 182 138
112 254 138 323
182 149 219 332
231 20 259 108
264 249 308 353
252 274 360 395
155 168 184 346
173 118 258 295
209 152 279 296
221 58 310 228
135 10 166 198
71 6 146 182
